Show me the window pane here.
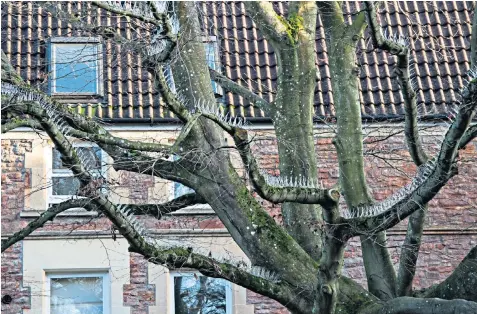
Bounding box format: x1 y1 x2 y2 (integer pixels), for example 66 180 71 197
50 276 103 314
172 155 194 198
52 177 80 195
205 42 221 94
174 276 227 314
53 44 98 93
205 42 216 70
53 147 102 170
76 147 102 170
174 182 194 198
164 65 176 92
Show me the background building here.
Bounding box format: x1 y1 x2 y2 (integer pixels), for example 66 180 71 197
2 1 476 313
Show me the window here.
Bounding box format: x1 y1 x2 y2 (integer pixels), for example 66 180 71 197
47 37 103 96
49 143 107 204
164 65 176 93
47 272 110 314
170 272 232 314
164 37 222 97
171 155 195 198
205 37 223 96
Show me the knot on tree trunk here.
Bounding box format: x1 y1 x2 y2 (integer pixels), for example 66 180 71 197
321 284 333 295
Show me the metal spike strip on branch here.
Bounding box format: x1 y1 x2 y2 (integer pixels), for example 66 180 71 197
258 169 323 190
195 100 247 128
1 83 92 166
382 29 410 49
102 1 179 61
104 1 156 19
249 266 281 283
345 157 438 219
347 68 477 219
1 82 106 192
115 204 153 242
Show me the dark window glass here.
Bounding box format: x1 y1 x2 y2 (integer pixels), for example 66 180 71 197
52 147 103 196
52 177 81 195
174 275 227 314
53 147 102 170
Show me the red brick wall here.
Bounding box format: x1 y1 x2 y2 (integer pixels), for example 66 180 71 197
1 140 32 313
1 131 476 314
123 253 156 314
1 140 32 235
1 243 31 314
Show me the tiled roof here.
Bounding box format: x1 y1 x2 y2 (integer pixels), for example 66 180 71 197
1 1 473 121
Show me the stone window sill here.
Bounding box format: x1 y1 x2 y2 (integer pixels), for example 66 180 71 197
20 205 215 218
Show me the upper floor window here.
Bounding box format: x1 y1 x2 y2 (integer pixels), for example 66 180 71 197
165 37 222 97
47 37 103 96
171 155 194 199
47 272 110 314
171 272 232 314
206 36 223 97
49 143 107 204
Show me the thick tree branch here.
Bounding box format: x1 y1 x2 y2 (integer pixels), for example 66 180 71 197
209 68 271 115
60 191 313 313
200 112 339 206
153 65 191 122
128 193 207 218
1 118 41 133
346 80 477 235
1 199 94 252
243 2 289 45
319 1 398 302
0 113 171 153
459 123 477 148
360 297 477 314
130 244 311 314
365 1 428 166
396 207 426 296
419 246 477 302
66 127 170 153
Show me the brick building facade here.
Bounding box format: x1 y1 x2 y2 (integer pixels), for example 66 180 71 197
2 1 476 313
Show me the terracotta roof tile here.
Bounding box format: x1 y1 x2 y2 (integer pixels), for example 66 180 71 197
1 1 474 121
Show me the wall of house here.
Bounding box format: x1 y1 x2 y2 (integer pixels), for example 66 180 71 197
1 124 476 313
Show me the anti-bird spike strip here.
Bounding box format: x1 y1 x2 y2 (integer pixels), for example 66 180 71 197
195 100 246 128
249 266 281 283
104 1 180 60
1 82 110 198
348 64 477 219
116 204 150 238
105 1 154 19
259 169 322 189
347 157 437 218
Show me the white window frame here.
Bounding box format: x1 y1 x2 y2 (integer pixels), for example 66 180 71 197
48 142 108 205
45 271 110 314
47 37 104 96
169 271 233 314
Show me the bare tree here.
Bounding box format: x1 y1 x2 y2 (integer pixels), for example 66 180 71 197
2 2 477 314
